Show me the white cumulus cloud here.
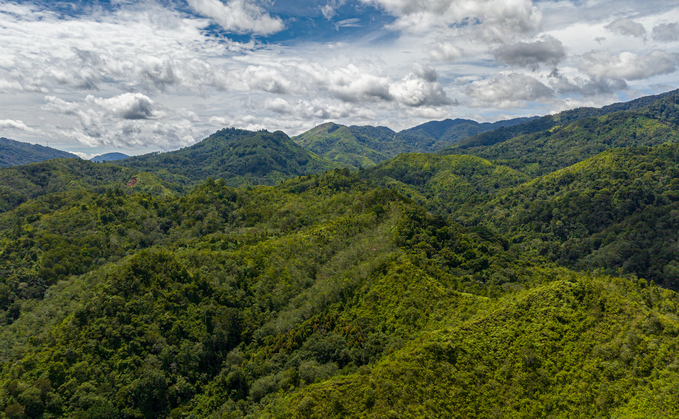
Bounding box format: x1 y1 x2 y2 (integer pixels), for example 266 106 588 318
577 50 679 81
187 0 285 35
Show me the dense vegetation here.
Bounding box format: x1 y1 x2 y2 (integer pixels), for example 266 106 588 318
293 117 533 168
0 159 178 214
447 88 679 151
0 139 77 168
2 90 679 418
116 129 338 187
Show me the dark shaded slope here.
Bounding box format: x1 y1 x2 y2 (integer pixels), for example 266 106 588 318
441 93 679 177
448 88 679 151
0 138 77 168
118 128 338 187
461 144 679 289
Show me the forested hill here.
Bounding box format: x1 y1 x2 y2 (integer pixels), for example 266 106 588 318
293 116 534 168
440 92 679 177
0 137 77 168
447 88 679 151
115 128 339 187
0 158 180 214
2 169 679 419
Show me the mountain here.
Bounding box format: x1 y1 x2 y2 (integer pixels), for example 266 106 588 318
91 152 129 163
0 137 78 168
448 88 679 151
3 90 679 418
293 123 393 167
116 128 339 187
293 117 535 168
440 92 679 177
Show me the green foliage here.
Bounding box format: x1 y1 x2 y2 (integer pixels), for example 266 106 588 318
457 144 679 290
363 153 529 215
117 129 339 187
0 138 77 168
442 93 679 177
0 159 179 214
293 118 534 168
270 273 679 418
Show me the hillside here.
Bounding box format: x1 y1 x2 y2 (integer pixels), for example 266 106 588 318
0 158 178 213
362 153 529 214
1 169 678 418
0 170 545 418
0 138 77 168
293 117 534 168
117 128 339 187
272 273 679 418
440 94 679 177
459 144 679 290
448 88 679 151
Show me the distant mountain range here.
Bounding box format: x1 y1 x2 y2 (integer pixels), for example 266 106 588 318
292 116 536 167
0 137 77 168
91 152 129 163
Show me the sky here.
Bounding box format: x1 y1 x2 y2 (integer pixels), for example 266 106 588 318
0 0 678 158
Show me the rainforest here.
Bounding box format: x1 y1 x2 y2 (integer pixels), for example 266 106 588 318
1 90 679 419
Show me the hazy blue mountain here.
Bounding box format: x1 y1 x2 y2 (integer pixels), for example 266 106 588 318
91 152 129 163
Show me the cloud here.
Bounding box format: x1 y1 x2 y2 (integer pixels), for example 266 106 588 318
466 72 554 108
363 0 541 38
493 36 566 69
321 0 347 20
652 23 679 42
242 66 292 94
430 41 464 62
604 18 646 38
549 73 627 97
577 50 679 81
86 93 161 120
335 18 362 30
186 0 284 35
42 95 198 149
389 65 453 107
0 119 38 133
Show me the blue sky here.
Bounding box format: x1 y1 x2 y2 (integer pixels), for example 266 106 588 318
0 0 678 157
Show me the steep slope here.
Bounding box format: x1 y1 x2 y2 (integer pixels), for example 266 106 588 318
117 128 339 187
448 88 679 151
457 144 679 290
271 273 679 418
362 153 529 214
91 152 129 163
441 94 679 177
0 170 535 418
0 158 178 213
293 123 390 167
0 138 77 168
